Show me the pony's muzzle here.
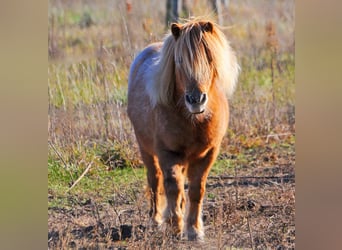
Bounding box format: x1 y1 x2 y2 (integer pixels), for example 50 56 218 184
185 93 207 105
185 92 208 114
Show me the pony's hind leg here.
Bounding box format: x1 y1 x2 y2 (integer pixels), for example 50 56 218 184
141 151 166 225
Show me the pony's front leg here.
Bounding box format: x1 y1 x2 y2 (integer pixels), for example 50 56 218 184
187 147 219 241
159 152 186 238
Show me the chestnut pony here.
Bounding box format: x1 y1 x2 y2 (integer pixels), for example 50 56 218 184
127 19 239 240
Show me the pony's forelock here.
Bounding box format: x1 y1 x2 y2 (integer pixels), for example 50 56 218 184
148 20 239 107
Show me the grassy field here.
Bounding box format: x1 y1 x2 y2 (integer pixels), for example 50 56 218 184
48 0 295 249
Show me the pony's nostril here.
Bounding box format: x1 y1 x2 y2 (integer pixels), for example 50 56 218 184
186 93 207 105
186 94 196 104
185 94 192 104
200 93 207 104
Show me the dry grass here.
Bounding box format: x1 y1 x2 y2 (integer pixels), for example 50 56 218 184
48 0 295 249
48 143 295 249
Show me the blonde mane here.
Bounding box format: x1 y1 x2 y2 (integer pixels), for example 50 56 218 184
148 20 239 107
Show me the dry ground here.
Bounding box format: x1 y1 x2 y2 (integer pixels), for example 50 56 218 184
48 140 295 249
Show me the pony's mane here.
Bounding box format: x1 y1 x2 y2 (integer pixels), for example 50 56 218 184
148 20 239 107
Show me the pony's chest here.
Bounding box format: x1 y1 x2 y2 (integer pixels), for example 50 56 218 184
157 117 222 155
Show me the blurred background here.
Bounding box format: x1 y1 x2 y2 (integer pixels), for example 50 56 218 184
48 0 294 153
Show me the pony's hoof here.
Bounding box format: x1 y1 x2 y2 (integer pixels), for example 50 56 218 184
187 227 204 241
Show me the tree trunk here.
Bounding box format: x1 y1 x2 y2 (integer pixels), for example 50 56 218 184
166 0 179 27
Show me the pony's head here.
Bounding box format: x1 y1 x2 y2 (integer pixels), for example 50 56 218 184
149 19 239 115
172 21 214 114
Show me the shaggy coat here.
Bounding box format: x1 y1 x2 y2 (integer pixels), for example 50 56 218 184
127 19 239 241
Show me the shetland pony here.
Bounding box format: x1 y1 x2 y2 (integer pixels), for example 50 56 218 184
127 19 239 241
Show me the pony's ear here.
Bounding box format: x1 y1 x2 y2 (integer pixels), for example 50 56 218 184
171 23 182 39
201 21 213 33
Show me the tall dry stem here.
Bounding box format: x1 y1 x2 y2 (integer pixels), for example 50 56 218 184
266 21 279 128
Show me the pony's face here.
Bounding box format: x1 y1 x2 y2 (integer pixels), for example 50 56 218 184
172 21 215 115
175 69 211 114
